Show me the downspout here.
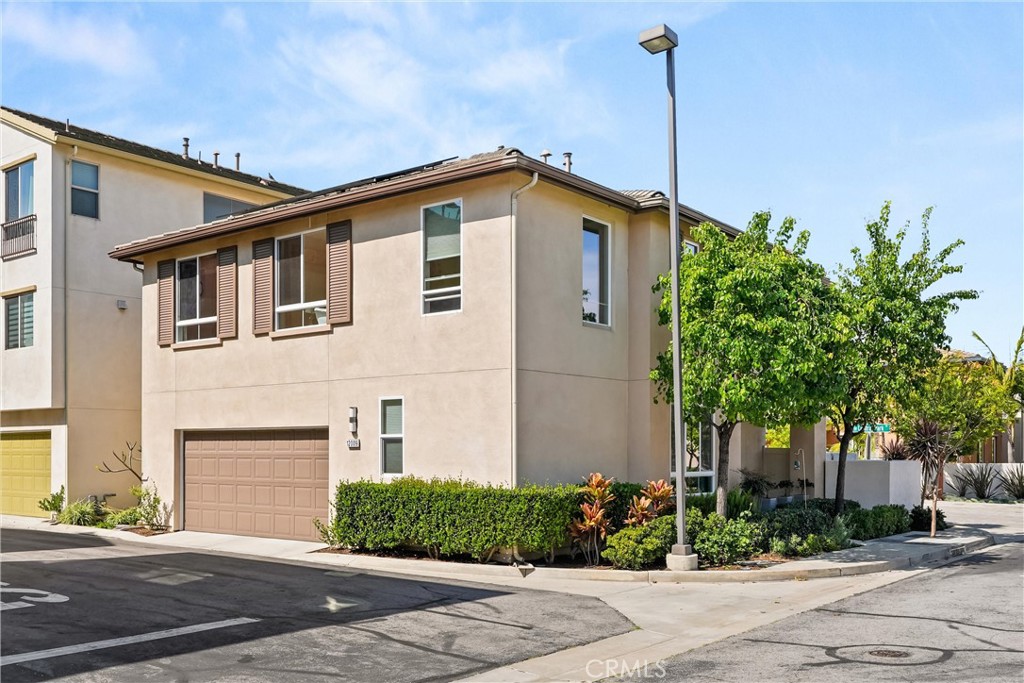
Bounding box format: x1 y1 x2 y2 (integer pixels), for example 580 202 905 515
63 146 76 492
510 172 539 489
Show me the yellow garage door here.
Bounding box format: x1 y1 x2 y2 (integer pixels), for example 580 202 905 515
1 432 52 517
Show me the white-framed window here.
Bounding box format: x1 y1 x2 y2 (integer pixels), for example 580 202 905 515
669 410 716 494
71 161 99 219
683 240 699 255
380 397 404 476
4 292 33 349
4 160 34 222
582 217 609 325
276 228 326 329
176 253 218 342
422 199 462 314
203 192 256 223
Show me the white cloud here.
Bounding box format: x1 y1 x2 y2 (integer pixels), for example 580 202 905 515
1 3 154 77
220 6 250 40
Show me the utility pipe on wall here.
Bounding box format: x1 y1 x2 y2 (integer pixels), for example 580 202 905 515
509 172 539 487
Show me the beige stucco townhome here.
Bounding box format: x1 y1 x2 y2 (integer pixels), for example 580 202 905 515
1 106 305 517
109 146 798 542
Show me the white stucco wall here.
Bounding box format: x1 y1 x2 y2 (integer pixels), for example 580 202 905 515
825 459 922 509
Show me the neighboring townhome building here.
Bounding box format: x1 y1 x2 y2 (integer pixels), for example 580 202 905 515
110 147 772 542
1 106 306 517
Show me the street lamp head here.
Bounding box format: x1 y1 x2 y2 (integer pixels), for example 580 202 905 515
639 24 678 54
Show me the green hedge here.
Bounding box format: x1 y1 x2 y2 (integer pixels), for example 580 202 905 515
602 515 677 570
324 478 579 559
843 504 911 540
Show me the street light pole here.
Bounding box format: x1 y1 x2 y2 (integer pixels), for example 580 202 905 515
639 23 698 571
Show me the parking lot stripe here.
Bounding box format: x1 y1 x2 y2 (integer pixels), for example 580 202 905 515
0 617 260 666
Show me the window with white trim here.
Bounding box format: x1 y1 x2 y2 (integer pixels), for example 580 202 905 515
71 161 99 218
669 411 715 494
176 253 218 341
380 398 404 476
276 228 326 329
422 200 462 314
4 161 34 222
683 240 699 255
582 217 609 325
4 292 33 349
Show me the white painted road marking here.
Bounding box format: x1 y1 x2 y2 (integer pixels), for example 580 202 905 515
0 617 260 666
0 582 69 612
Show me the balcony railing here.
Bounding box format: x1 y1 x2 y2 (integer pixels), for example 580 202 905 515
2 214 37 259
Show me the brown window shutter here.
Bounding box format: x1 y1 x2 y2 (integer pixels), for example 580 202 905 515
157 259 175 346
252 238 274 334
327 220 352 325
216 246 237 339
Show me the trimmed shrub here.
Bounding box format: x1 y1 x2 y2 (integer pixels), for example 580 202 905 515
57 499 99 526
843 504 911 540
692 511 760 566
911 504 948 531
802 498 862 516
687 492 717 517
100 506 144 528
759 506 831 547
602 515 676 570
325 478 579 560
606 482 643 531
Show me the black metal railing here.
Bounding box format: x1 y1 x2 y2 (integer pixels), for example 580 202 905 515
1 214 36 259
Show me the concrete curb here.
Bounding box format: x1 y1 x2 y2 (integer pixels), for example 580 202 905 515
0 515 994 585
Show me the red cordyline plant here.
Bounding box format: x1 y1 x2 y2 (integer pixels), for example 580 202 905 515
570 473 615 565
626 479 676 527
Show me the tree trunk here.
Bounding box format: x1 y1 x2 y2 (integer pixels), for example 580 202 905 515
833 425 855 517
715 421 737 517
930 492 938 538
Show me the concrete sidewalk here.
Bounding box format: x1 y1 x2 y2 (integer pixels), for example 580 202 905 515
0 505 1013 683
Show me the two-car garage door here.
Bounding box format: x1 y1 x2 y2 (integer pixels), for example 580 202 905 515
183 430 328 542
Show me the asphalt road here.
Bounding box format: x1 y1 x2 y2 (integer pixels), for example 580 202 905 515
0 529 632 682
654 541 1024 683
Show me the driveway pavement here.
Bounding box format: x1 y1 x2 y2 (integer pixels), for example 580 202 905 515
0 529 632 682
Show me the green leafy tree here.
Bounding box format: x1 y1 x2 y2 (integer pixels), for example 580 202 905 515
828 203 977 515
892 353 1016 461
651 212 839 516
972 326 1024 461
765 425 791 449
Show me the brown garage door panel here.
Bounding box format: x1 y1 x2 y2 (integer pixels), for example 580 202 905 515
184 430 328 541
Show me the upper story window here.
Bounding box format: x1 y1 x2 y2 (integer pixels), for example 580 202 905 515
422 200 462 315
276 228 326 329
177 254 218 342
683 240 699 255
380 397 404 476
582 217 609 326
4 161 34 222
71 161 99 218
4 292 34 349
204 193 256 223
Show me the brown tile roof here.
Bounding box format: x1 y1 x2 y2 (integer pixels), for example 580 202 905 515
2 106 308 196
110 146 740 260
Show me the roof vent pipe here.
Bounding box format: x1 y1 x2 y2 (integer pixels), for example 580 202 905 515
235 152 241 171
65 118 71 132
182 137 190 159
540 149 552 164
563 152 572 173
213 151 220 169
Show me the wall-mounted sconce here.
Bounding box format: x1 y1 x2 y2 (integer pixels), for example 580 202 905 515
793 459 801 471
348 406 358 434
116 299 128 310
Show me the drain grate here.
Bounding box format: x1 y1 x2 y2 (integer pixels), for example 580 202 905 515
869 649 911 658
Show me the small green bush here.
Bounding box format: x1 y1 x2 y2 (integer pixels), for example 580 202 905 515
964 465 999 500
687 492 717 517
130 484 165 528
605 482 643 530
869 504 911 537
802 498 862 516
98 506 143 528
57 499 99 526
38 486 66 514
326 478 579 560
759 506 831 546
692 511 760 566
602 515 676 570
911 504 948 531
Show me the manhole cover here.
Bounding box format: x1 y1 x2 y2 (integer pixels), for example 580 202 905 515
826 645 950 666
869 649 910 658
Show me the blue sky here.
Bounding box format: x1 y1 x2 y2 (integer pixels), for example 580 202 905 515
3 1 1021 357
